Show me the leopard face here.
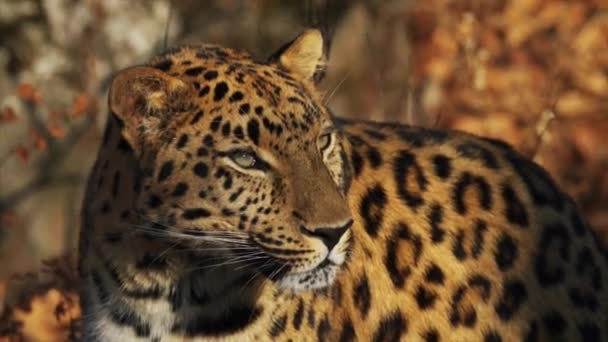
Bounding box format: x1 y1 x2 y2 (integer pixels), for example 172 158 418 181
107 31 353 291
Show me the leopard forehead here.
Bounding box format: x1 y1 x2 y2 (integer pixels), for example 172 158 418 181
147 44 331 152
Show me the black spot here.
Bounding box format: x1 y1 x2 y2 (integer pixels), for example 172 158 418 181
199 85 210 97
495 279 527 321
254 106 263 116
223 174 233 190
423 329 440 342
176 134 189 149
293 299 304 330
153 59 173 71
484 330 502 342
372 311 407 342
229 91 244 103
221 122 231 137
385 223 421 288
567 287 599 312
307 304 316 327
172 183 189 197
239 103 250 115
394 151 427 208
468 274 492 300
495 233 518 272
575 247 602 291
158 160 174 182
396 127 448 147
472 220 488 258
415 285 437 309
147 195 162 209
317 315 331 342
367 147 383 168
190 110 204 124
428 204 446 243
353 274 371 319
338 319 356 342
535 224 570 287
450 284 483 328
203 70 218 80
247 119 260 145
456 141 500 169
363 129 387 140
578 322 601 342
453 229 467 260
452 172 492 214
229 187 245 202
210 116 222 132
570 210 587 237
425 263 445 284
359 184 387 237
351 151 364 176
234 126 245 139
270 314 287 337
185 66 205 76
203 134 214 147
193 162 208 178
542 311 567 336
347 133 365 146
213 82 229 101
502 184 529 227
182 208 211 220
432 154 452 179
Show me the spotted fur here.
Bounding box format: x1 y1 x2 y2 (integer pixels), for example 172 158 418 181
79 29 608 341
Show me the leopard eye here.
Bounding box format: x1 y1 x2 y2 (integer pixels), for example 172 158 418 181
318 133 332 152
230 150 258 169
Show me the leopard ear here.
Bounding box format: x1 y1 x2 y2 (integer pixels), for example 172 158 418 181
269 29 328 84
109 66 194 149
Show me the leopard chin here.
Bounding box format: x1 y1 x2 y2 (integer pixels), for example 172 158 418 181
276 261 341 291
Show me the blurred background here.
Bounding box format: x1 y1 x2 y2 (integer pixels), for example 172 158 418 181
0 0 607 339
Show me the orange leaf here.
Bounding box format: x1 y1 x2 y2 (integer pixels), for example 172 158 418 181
16 84 42 104
47 124 66 138
70 94 90 117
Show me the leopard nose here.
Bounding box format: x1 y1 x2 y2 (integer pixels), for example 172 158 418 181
301 220 353 250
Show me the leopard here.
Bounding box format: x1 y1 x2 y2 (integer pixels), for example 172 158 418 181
79 28 608 341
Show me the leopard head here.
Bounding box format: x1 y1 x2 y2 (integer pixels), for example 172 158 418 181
107 29 353 291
